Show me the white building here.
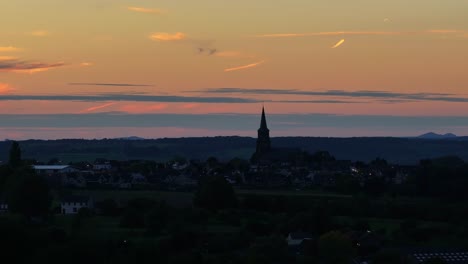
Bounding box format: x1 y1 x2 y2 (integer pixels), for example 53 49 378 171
33 165 77 174
60 195 93 214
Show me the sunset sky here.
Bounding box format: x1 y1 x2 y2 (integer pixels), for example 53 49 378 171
1 0 468 139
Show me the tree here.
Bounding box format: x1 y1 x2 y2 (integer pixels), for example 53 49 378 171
6 166 51 218
4 142 51 219
8 141 22 168
194 175 237 211
247 235 291 264
318 231 355 264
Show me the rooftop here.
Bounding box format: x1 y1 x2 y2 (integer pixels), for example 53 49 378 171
33 165 70 170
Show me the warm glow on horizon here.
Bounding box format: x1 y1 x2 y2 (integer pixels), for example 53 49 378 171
0 0 467 139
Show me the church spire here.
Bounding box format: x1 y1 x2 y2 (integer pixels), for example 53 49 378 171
260 106 268 130
256 106 271 156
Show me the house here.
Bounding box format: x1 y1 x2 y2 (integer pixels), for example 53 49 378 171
93 163 112 171
33 165 78 174
287 232 313 246
60 195 93 214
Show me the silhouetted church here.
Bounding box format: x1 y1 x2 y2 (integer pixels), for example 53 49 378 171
252 107 303 163
256 107 271 155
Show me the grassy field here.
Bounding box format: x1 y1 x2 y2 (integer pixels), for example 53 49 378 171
71 188 352 208
73 190 195 207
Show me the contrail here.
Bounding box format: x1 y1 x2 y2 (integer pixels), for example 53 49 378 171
224 60 265 72
79 102 116 113
332 39 345 48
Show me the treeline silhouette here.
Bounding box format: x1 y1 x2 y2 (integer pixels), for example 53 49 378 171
3 136 468 164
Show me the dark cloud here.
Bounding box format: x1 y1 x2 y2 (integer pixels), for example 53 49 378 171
0 93 258 103
0 59 65 73
197 88 467 103
1 113 468 131
69 83 153 87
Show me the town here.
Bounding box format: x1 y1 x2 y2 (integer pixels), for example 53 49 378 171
1 108 468 264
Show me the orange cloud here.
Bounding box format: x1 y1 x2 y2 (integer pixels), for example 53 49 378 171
29 30 50 37
127 6 166 14
224 60 265 72
149 32 186 41
79 102 116 113
80 62 93 67
0 46 21 52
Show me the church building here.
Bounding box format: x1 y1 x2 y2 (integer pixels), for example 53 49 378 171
252 106 304 164
256 106 271 155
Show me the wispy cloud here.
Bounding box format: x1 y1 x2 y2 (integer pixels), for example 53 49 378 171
148 32 220 56
0 46 22 52
199 88 468 103
29 30 50 37
425 29 465 34
0 59 65 74
69 83 152 87
79 62 93 67
79 102 116 113
332 39 345 48
224 60 265 72
256 31 406 38
127 6 166 14
149 32 186 41
255 29 468 38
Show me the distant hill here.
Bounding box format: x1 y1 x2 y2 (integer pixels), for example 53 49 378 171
417 132 457 139
4 136 468 165
115 136 145 140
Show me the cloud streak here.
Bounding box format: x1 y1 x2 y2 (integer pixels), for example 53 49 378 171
79 102 117 113
332 39 345 48
224 60 265 72
255 29 468 38
0 46 21 52
29 30 50 37
0 93 259 103
256 31 407 38
0 59 65 74
127 7 166 14
149 32 186 41
199 88 468 103
69 83 152 87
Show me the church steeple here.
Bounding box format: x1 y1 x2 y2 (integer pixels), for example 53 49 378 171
260 106 268 130
256 106 271 155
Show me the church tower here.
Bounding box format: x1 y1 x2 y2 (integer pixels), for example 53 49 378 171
256 106 271 155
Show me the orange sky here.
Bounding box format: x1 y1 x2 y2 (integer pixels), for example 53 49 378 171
1 0 468 138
